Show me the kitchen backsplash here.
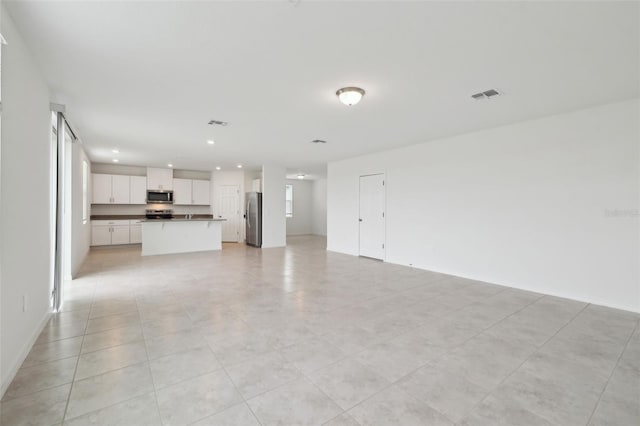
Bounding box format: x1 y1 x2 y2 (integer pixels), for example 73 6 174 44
91 204 212 217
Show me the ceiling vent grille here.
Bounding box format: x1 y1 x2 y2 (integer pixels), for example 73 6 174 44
310 139 327 144
208 119 229 126
471 89 502 100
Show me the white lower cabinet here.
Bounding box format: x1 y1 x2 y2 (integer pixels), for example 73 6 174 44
91 220 143 246
130 220 142 244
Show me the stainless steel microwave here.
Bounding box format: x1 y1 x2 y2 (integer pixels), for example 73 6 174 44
146 190 173 204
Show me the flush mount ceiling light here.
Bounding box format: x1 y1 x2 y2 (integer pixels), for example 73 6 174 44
336 87 365 106
167 163 173 168
215 166 221 170
112 159 119 163
237 164 243 169
297 174 305 179
112 149 119 154
207 140 215 145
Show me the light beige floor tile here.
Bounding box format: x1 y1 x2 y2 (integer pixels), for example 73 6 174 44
149 346 221 389
22 336 83 368
4 357 77 399
81 324 144 354
75 340 148 380
309 358 389 410
323 413 362 426
347 385 453 426
226 350 301 399
190 403 260 426
155 370 242 426
144 327 207 360
0 384 70 426
85 312 141 335
63 392 161 426
66 362 154 419
247 377 342 426
279 336 346 374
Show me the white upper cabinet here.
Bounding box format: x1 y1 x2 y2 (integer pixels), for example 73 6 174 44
130 176 147 204
92 174 130 204
147 167 173 191
192 180 211 205
92 173 112 204
172 178 210 205
111 175 130 204
173 178 192 205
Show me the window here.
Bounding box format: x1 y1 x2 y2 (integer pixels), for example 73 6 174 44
285 184 293 217
82 160 88 224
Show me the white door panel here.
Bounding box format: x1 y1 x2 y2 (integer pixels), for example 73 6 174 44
218 185 240 242
359 174 385 260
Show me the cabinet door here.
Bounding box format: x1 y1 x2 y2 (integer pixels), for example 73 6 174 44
173 178 192 205
129 225 142 244
91 226 112 246
192 180 210 205
92 174 112 204
147 167 173 190
130 176 147 204
111 225 130 245
111 175 130 204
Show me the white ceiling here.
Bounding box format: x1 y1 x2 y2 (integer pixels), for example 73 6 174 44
5 1 639 176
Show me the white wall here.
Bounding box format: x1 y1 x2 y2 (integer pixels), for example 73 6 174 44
0 6 53 396
328 99 640 313
262 164 286 248
286 179 313 235
312 178 327 236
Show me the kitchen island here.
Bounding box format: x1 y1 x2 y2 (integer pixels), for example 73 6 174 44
141 218 226 256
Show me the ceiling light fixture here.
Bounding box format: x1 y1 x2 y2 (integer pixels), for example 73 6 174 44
112 159 119 163
207 140 215 145
336 87 365 106
167 163 173 168
215 166 221 170
297 174 305 179
112 149 120 154
237 164 243 169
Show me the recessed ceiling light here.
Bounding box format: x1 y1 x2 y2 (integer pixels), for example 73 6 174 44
237 164 243 169
336 87 365 106
112 159 119 163
112 149 120 154
207 140 215 145
215 166 221 170
297 174 305 179
167 163 173 168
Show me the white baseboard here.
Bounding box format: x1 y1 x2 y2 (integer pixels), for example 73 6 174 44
0 309 52 398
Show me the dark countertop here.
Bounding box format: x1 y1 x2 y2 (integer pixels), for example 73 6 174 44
91 214 216 220
141 218 226 223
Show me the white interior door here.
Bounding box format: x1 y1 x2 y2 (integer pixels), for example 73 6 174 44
218 185 240 242
359 174 385 260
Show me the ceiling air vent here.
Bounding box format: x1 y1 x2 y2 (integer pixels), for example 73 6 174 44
310 139 327 144
208 119 229 126
471 89 502 100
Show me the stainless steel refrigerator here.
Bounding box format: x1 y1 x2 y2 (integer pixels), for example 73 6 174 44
245 192 262 247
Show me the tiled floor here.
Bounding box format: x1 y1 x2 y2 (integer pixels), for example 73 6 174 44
1 235 638 425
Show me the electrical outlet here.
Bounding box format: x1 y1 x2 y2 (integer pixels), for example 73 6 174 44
22 294 27 312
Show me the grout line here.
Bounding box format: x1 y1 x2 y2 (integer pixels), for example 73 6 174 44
585 317 639 425
456 301 592 426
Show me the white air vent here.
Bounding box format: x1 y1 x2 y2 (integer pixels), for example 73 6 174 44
311 139 327 144
471 89 502 100
208 119 229 126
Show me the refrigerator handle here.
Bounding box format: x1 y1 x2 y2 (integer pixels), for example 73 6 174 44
247 199 251 229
